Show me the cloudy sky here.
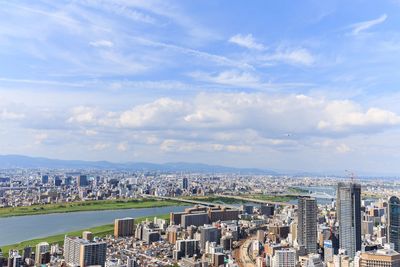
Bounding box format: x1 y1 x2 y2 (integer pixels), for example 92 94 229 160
1 0 400 174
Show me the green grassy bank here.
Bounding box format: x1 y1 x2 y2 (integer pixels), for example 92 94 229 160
0 198 181 218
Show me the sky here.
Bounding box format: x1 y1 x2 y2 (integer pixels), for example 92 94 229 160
1 0 400 174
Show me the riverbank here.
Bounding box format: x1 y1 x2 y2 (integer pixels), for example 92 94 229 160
0 213 170 256
0 198 181 218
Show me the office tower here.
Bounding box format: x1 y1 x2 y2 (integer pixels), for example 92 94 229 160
273 248 296 267
54 176 62 186
114 218 135 238
35 242 49 264
82 231 93 242
78 175 88 187
260 204 275 217
358 248 400 266
64 236 106 267
41 175 48 184
388 196 400 252
200 225 220 251
337 182 361 259
182 177 188 190
297 196 318 254
65 176 73 186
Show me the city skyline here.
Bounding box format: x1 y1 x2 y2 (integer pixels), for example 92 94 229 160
2 1 400 173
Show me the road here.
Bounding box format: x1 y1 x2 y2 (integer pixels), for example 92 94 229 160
214 194 292 206
141 194 239 210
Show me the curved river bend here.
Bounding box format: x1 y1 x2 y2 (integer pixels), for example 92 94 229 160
0 205 188 246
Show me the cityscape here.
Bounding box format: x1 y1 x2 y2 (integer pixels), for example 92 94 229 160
0 169 400 266
1 0 400 267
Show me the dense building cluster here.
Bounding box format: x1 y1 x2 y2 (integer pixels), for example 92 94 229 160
2 169 400 266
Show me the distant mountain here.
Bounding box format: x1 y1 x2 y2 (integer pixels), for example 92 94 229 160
0 154 278 174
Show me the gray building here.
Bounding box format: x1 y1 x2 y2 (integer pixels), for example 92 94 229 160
200 225 220 251
388 196 400 252
64 236 106 267
297 196 317 254
337 182 361 259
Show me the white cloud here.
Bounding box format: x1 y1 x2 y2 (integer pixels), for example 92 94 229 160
229 34 265 50
351 14 388 35
67 106 99 124
336 143 352 153
189 70 260 87
0 109 25 120
160 139 252 153
89 40 114 48
92 143 109 151
265 48 315 66
73 92 400 141
117 142 128 152
34 133 48 145
119 98 187 128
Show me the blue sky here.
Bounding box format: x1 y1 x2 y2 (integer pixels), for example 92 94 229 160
1 0 400 174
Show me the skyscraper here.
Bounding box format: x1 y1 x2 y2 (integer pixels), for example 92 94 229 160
78 175 88 187
114 218 135 238
182 177 188 190
337 182 361 259
297 196 317 254
388 196 400 252
41 175 48 184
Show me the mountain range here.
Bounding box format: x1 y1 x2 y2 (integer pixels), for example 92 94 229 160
0 154 278 174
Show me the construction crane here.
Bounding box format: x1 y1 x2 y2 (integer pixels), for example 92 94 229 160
345 169 357 183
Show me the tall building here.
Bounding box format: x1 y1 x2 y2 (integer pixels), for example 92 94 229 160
297 196 318 254
200 225 220 251
54 176 62 186
35 242 49 264
272 248 296 267
114 218 135 238
64 236 107 267
41 175 49 184
78 175 89 187
388 196 400 252
337 182 361 259
182 177 188 190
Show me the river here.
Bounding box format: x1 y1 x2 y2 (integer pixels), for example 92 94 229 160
0 205 189 246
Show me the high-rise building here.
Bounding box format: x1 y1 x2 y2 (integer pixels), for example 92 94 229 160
337 182 361 259
388 196 400 252
64 236 106 267
200 225 220 251
182 177 188 190
54 176 62 186
297 196 317 254
78 175 89 187
114 218 135 238
35 242 49 264
41 175 49 184
173 239 200 260
272 248 296 267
